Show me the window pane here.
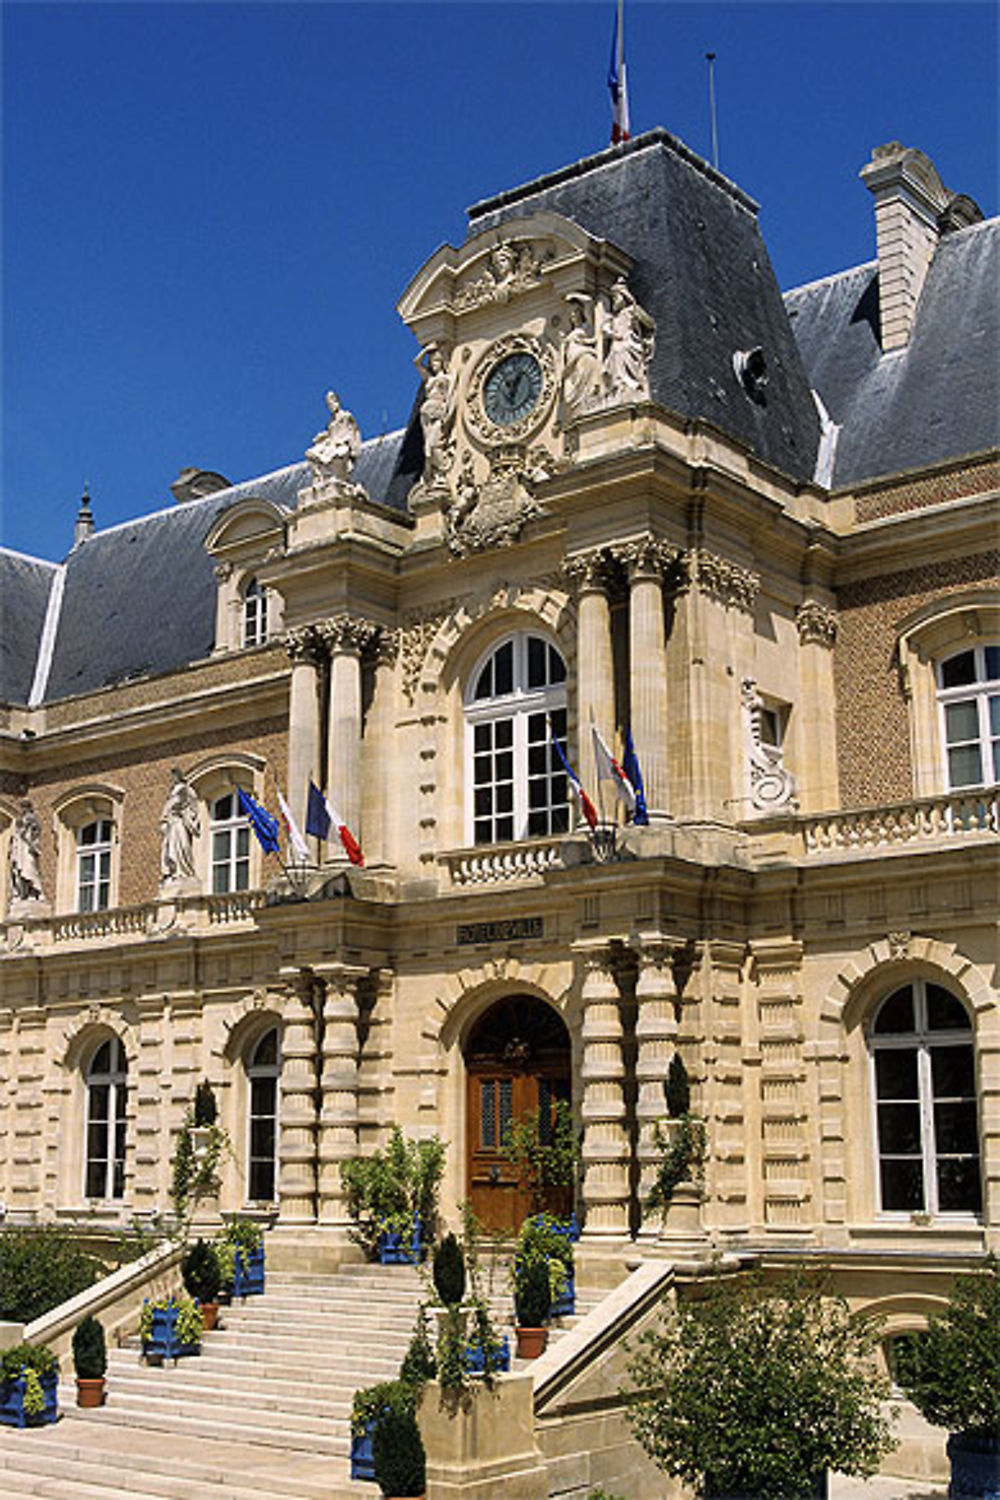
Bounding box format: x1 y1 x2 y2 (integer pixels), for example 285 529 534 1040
495 719 513 748
253 1029 278 1067
213 831 230 861
937 1157 982 1214
551 804 569 834
87 1121 108 1160
496 752 513 783
498 1079 512 1143
253 1077 278 1115
528 743 547 775
497 816 514 841
527 636 546 688
548 645 566 684
250 1159 275 1202
496 784 513 814
945 700 980 743
250 1119 276 1158
89 1083 110 1121
474 660 493 699
985 646 1000 680
85 1160 106 1199
880 1157 924 1212
941 651 976 688
481 1080 496 1148
494 642 514 696
933 1100 979 1154
926 987 971 1032
873 988 915 1034
90 1041 111 1076
874 1048 918 1098
989 696 1000 735
877 1102 922 1155
214 794 235 820
474 723 490 751
931 1045 976 1097
948 744 983 787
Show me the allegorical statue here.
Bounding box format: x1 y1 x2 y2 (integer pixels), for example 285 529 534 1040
160 769 200 883
414 344 456 486
9 799 43 903
305 390 362 482
603 278 655 401
560 293 602 423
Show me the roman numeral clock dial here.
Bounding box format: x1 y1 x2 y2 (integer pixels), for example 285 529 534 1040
483 352 543 427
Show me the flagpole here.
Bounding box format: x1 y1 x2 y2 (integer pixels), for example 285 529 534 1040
706 51 719 170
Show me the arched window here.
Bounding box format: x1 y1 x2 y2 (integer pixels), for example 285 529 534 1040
85 1036 127 1200
246 1027 279 1202
870 979 981 1216
211 792 250 893
243 578 269 648
937 644 999 789
465 633 569 845
77 819 113 912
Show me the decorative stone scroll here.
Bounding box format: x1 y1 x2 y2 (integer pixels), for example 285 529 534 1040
691 550 760 613
795 599 838 647
285 623 327 666
742 680 798 814
615 534 683 582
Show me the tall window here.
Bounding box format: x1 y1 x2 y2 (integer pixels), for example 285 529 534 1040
85 1036 127 1199
938 644 999 789
211 793 250 893
465 633 569 845
246 1027 279 1202
77 820 113 912
243 578 269 647
871 979 981 1216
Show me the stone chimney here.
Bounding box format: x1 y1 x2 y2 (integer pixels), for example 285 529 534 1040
860 143 981 353
73 486 95 548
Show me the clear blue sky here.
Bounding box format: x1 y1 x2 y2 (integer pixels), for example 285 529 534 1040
3 1 996 561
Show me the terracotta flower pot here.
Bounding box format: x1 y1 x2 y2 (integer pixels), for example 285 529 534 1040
515 1326 548 1359
75 1376 105 1409
201 1302 219 1332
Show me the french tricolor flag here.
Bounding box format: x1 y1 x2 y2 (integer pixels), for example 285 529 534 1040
608 0 631 144
592 726 637 814
305 781 364 867
551 729 599 832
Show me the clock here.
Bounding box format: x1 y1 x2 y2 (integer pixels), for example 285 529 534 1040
483 352 543 427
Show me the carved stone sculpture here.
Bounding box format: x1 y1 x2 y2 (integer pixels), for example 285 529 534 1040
305 391 361 482
160 769 201 884
446 450 542 556
560 294 602 424
602 278 655 402
415 345 456 487
9 799 44 903
454 239 543 311
742 680 798 814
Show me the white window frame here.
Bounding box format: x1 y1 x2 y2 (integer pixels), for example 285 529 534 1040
245 1026 280 1203
868 979 981 1220
84 1035 128 1201
463 632 569 846
242 577 269 648
210 792 251 894
936 642 999 791
76 818 113 913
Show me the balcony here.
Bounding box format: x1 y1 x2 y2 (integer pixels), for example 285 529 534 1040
746 789 999 864
440 836 564 888
1 888 266 955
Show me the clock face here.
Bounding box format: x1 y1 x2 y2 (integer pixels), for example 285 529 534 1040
483 352 543 427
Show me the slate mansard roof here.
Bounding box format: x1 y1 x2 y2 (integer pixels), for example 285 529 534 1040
785 216 1000 488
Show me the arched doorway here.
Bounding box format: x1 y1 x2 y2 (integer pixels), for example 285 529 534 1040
464 994 572 1233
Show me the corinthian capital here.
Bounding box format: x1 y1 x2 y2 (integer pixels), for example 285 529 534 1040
318 613 380 655
795 599 838 647
285 624 325 665
690 550 760 613
614 534 683 581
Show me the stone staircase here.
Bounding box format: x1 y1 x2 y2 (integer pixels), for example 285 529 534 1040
0 1262 603 1500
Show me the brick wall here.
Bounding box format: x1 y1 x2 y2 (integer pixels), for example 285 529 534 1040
852 452 998 524
835 550 1000 806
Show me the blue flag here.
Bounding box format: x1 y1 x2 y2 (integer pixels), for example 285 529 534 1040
305 780 331 841
623 730 649 825
236 786 281 853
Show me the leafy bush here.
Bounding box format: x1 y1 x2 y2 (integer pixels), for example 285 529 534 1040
665 1052 691 1118
372 1398 426 1498
193 1080 218 1126
182 1238 221 1304
646 1114 706 1219
0 1226 101 1322
399 1310 437 1387
900 1256 1000 1439
625 1271 895 1498
139 1294 203 1347
0 1342 57 1385
72 1314 107 1379
433 1233 466 1306
340 1125 446 1258
351 1377 416 1438
501 1098 579 1213
514 1255 551 1327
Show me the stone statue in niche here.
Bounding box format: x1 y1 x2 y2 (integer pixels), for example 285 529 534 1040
559 294 602 423
414 344 456 487
742 680 798 814
305 391 362 482
602 278 655 402
9 799 44 904
160 769 201 884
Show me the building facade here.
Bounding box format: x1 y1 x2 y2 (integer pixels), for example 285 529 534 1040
1 132 997 1328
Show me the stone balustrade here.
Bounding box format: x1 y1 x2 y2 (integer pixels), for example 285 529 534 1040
802 790 998 854
1 888 266 952
441 837 563 887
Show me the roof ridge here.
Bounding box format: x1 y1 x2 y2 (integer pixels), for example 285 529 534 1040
0 544 61 569
783 260 877 299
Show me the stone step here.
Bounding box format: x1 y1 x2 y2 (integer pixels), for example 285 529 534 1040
57 1400 350 1457
0 1450 321 1500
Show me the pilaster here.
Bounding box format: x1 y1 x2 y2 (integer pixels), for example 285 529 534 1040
320 614 379 852
277 973 319 1226
564 552 616 754
316 964 367 1230
576 943 629 1238
285 626 325 839
620 536 681 819
634 937 679 1237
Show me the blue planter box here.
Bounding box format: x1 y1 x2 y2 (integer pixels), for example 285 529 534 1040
350 1423 376 1481
463 1333 510 1375
377 1215 422 1265
948 1432 1000 1500
141 1300 201 1362
550 1264 575 1319
0 1370 58 1428
233 1244 265 1297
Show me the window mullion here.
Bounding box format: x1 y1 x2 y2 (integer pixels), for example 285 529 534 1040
917 1045 937 1215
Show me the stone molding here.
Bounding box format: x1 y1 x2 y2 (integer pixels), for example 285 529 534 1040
796 598 838 647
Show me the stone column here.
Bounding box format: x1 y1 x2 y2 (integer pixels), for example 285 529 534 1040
321 615 376 849
277 973 319 1226
317 965 366 1229
565 552 616 756
635 939 679 1236
286 626 325 838
795 600 839 813
362 632 398 868
623 537 677 819
577 945 629 1237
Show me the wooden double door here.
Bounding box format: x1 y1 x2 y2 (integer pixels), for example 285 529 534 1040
464 995 572 1234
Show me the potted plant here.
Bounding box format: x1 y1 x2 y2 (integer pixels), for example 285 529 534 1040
502 1096 579 1214
0 1342 58 1428
72 1313 107 1408
512 1253 551 1360
140 1293 204 1363
215 1217 265 1299
433 1232 466 1308
515 1213 574 1317
625 1270 895 1499
340 1125 445 1263
182 1237 222 1331
647 1053 707 1228
351 1379 419 1483
899 1256 999 1499
372 1397 426 1499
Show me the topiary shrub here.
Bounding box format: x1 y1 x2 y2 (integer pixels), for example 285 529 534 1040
664 1052 691 1118
72 1314 106 1379
182 1238 221 1304
432 1232 466 1307
193 1080 218 1127
0 1226 100 1323
514 1254 551 1328
399 1311 437 1388
372 1398 426 1498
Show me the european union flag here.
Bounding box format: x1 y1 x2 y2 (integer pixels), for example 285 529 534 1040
236 786 281 854
623 730 649 825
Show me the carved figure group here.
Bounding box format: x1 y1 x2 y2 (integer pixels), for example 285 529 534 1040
604 279 656 400
160 769 200 883
9 799 43 903
454 239 542 311
415 344 456 486
305 391 362 482
558 279 655 426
